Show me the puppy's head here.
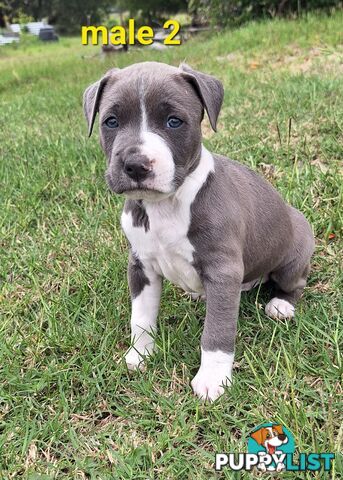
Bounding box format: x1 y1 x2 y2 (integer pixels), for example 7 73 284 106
83 61 223 200
251 425 288 454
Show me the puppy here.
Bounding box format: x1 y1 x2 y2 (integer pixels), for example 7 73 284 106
83 62 314 401
251 424 288 471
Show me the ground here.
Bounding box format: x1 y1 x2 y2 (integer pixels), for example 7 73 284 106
0 11 342 480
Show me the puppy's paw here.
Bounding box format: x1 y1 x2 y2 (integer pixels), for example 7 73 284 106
125 349 146 372
191 350 233 401
191 373 226 401
265 297 295 320
189 292 206 301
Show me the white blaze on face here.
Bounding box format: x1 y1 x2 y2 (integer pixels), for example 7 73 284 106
139 97 175 193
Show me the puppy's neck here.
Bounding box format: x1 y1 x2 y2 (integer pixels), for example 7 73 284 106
174 145 214 203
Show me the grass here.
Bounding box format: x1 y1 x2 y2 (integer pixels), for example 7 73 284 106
0 11 342 479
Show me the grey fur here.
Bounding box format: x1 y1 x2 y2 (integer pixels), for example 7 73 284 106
179 63 224 132
83 61 315 363
188 155 315 352
124 200 150 232
128 251 150 299
83 67 119 137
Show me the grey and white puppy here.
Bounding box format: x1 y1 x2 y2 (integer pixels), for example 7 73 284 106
83 61 314 401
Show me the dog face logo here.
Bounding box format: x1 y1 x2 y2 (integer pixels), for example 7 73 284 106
248 422 295 472
250 424 288 455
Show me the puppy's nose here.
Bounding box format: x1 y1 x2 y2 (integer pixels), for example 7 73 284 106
278 434 286 441
124 158 151 182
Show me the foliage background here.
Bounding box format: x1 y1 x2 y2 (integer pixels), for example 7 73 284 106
0 0 342 32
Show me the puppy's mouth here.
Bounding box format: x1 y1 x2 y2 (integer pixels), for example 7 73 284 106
123 188 173 201
266 443 276 455
106 171 174 200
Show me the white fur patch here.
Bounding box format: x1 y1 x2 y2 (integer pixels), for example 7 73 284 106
125 277 162 371
191 349 233 401
138 95 175 193
140 131 175 193
265 297 295 319
121 146 214 295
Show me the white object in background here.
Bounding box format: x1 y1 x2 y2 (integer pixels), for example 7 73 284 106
10 24 21 34
26 22 46 35
0 35 20 46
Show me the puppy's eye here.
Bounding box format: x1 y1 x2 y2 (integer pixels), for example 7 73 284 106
105 116 119 128
167 116 183 128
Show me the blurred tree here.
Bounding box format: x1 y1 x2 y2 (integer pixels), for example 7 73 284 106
0 0 21 23
0 0 52 23
118 0 187 24
47 0 113 33
0 0 113 32
189 0 342 27
0 7 5 27
2 0 340 32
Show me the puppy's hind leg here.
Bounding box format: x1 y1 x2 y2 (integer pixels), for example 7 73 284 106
265 208 315 320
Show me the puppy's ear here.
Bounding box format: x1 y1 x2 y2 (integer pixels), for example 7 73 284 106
273 425 283 435
179 63 224 132
251 428 264 445
83 67 119 137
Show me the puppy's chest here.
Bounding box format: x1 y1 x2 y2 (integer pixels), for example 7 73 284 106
121 202 203 294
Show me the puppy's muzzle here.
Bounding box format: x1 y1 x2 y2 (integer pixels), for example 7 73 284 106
114 145 153 183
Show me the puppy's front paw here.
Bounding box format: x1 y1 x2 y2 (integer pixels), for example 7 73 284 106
265 297 295 320
191 371 228 401
191 350 233 401
125 349 146 372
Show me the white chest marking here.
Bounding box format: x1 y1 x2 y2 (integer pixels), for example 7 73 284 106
121 146 214 294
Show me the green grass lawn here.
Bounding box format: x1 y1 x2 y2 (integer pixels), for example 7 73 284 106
0 12 342 479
